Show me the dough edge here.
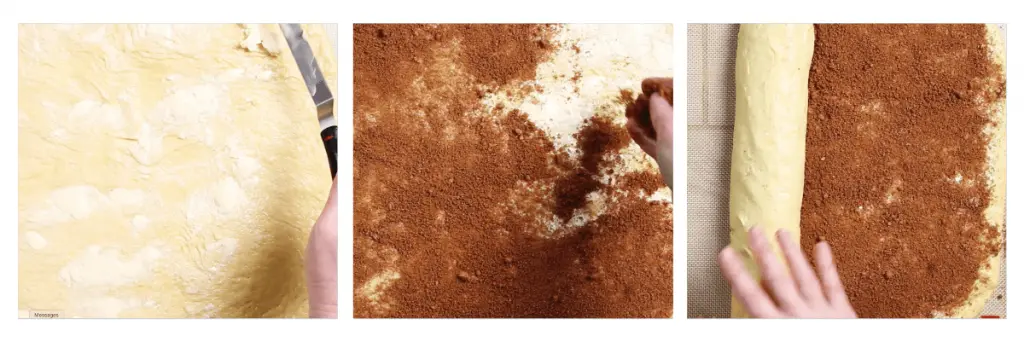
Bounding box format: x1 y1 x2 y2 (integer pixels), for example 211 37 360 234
944 23 1006 319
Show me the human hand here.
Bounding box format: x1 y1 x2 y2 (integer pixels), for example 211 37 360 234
626 78 673 189
306 177 338 318
718 226 857 318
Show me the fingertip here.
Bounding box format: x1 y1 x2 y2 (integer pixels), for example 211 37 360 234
815 240 832 255
719 246 746 273
641 77 674 96
719 246 737 261
748 225 765 240
775 230 799 252
719 246 748 282
776 230 801 250
814 240 836 269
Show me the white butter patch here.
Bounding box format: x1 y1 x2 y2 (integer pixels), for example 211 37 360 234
69 100 126 131
206 238 239 261
184 176 248 231
239 24 283 56
50 185 107 220
59 245 163 288
222 136 262 183
109 188 146 213
24 231 49 249
234 155 261 179
129 122 164 165
239 24 264 52
213 177 245 215
131 215 151 234
256 70 273 80
25 206 73 226
218 68 245 82
26 185 105 225
155 84 224 139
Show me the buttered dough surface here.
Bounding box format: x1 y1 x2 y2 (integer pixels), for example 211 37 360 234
18 24 337 318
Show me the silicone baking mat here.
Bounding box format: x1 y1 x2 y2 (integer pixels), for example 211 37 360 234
685 23 1007 318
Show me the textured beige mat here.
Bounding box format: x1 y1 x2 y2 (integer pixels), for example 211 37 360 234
685 23 1007 318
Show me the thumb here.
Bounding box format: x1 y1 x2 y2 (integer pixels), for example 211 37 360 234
327 178 339 205
649 94 673 189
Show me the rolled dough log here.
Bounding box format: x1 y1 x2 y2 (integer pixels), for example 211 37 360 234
728 24 814 318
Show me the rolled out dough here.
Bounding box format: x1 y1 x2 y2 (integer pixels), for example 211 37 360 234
18 24 337 318
728 24 814 318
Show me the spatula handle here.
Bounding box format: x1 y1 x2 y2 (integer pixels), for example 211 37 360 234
321 125 338 178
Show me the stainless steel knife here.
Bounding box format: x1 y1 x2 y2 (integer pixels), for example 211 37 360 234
279 23 337 178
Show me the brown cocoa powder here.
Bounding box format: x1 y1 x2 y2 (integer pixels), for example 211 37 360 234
802 24 1005 318
353 24 673 318
625 78 673 139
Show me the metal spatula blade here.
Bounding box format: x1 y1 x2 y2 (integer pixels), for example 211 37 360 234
279 23 337 178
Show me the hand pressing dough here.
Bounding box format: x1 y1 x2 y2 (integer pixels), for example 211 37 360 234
18 24 337 318
728 24 814 318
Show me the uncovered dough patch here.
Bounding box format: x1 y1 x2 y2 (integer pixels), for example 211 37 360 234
18 24 337 318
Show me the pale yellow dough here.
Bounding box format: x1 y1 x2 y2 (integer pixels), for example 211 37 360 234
728 24 1006 318
728 24 814 318
18 24 338 318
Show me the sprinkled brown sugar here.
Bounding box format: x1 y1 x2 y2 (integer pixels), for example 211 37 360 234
801 24 1005 318
353 24 672 318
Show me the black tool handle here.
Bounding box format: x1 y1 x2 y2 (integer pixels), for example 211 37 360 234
321 125 338 178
